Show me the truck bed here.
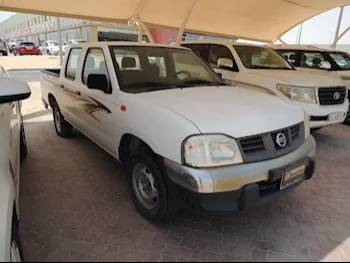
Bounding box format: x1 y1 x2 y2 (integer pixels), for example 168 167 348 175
40 68 61 107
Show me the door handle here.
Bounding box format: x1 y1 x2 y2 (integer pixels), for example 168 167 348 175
75 91 81 96
60 84 64 89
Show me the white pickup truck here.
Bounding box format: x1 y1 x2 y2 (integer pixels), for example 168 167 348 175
182 41 349 130
41 42 316 223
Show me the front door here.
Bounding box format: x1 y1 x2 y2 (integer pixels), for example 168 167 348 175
73 47 117 154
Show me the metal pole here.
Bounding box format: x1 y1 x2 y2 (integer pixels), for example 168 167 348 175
175 0 198 46
297 23 303 45
333 6 344 47
138 24 143 43
332 25 350 48
138 19 154 43
57 17 63 66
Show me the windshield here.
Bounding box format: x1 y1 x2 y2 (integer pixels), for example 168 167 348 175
233 45 293 70
74 40 86 43
49 42 59 46
110 46 224 93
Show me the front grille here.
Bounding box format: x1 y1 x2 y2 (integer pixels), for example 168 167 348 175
237 122 304 163
318 87 346 105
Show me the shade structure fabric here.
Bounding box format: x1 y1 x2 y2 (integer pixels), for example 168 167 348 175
1 0 349 42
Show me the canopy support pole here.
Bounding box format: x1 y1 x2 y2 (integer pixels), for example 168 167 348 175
333 6 344 46
57 17 63 66
331 25 350 48
175 0 197 46
272 37 287 45
138 18 154 43
134 0 149 18
138 24 143 43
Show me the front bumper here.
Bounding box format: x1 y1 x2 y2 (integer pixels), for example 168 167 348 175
163 135 316 212
291 100 349 128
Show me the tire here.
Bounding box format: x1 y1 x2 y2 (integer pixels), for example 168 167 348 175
52 99 73 138
47 50 50 56
20 121 28 161
13 51 16 56
10 219 24 262
127 147 179 224
311 127 323 133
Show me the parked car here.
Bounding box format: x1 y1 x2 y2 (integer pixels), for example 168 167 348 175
14 41 40 56
62 39 86 54
182 41 349 130
39 40 60 55
0 39 7 56
8 38 24 53
269 45 350 123
40 42 316 223
0 74 31 261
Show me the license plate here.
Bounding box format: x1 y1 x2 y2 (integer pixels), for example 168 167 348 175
26 46 33 50
280 164 306 190
328 112 344 121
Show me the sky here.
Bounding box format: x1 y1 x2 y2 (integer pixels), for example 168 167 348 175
0 7 350 45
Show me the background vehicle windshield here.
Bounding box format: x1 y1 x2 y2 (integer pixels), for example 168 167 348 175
74 40 86 43
111 46 224 93
234 45 293 70
49 42 59 46
277 50 350 71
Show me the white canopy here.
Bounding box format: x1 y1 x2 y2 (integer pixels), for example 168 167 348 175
1 0 349 42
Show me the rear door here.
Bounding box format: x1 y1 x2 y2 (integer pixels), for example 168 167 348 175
59 47 83 124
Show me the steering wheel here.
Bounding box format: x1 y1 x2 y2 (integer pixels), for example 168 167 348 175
176 70 191 80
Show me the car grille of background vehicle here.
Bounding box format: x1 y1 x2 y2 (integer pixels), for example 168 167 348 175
318 87 346 105
237 122 304 163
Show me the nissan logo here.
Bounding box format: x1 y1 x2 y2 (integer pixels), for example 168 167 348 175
276 133 287 148
333 92 341 100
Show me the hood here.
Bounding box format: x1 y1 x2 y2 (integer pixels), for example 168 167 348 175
136 86 304 138
247 69 344 87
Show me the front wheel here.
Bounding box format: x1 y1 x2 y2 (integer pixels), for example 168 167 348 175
127 148 178 224
47 50 50 56
10 220 24 262
52 100 73 137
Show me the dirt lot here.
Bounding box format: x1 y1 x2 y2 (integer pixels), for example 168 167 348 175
19 83 350 262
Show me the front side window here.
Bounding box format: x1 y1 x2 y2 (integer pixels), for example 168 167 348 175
277 51 297 66
111 46 224 93
208 45 238 71
82 48 109 84
301 52 326 68
329 52 350 70
234 45 293 70
65 48 82 80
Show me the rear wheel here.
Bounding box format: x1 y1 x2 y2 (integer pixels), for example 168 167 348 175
47 50 50 56
10 219 24 262
52 99 73 137
127 148 178 224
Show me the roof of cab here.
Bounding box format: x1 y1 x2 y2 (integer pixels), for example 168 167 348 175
266 44 340 52
181 40 267 48
69 41 190 50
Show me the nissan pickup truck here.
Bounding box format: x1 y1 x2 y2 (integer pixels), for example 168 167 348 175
182 41 349 130
40 42 316 223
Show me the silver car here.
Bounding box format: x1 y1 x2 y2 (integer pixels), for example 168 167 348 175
39 40 60 55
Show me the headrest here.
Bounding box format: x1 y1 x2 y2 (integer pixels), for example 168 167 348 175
122 57 136 68
289 54 296 60
85 56 95 68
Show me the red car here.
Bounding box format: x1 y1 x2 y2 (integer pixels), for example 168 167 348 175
14 41 40 56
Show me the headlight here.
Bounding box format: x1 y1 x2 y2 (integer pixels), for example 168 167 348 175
183 135 243 168
304 112 310 139
277 84 316 104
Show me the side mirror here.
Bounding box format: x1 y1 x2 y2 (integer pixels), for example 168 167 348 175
0 78 31 104
320 61 331 70
217 58 233 69
87 74 109 93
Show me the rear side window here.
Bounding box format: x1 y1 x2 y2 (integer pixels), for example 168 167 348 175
65 48 82 80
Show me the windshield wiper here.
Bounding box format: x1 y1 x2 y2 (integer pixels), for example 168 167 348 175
178 79 224 87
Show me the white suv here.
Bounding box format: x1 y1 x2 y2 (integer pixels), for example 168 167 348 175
0 76 31 261
269 45 350 123
182 41 349 130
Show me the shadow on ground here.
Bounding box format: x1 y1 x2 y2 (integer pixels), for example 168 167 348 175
19 118 350 262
